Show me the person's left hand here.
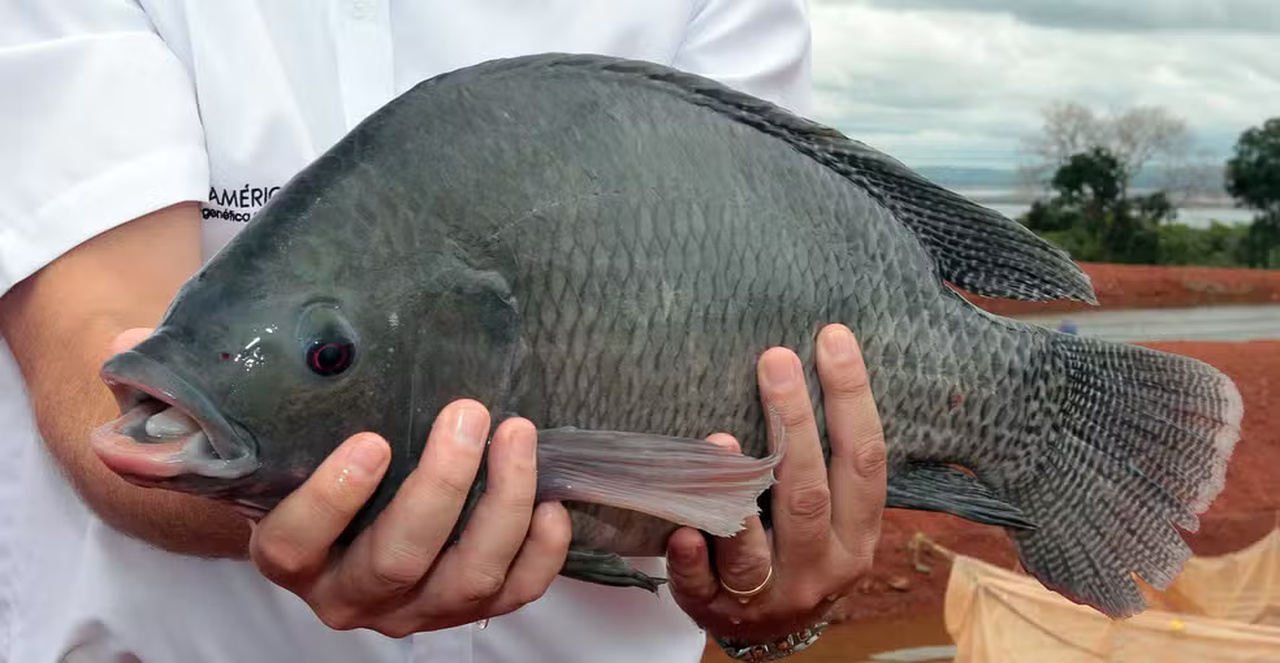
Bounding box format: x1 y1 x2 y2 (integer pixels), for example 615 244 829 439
665 323 887 647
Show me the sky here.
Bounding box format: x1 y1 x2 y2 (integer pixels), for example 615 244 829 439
808 0 1280 170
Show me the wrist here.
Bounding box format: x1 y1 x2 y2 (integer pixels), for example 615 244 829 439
713 622 829 662
84 469 252 558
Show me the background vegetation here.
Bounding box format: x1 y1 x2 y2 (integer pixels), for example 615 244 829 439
1014 105 1280 268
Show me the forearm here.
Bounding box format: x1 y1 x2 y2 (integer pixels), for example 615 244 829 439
0 203 251 558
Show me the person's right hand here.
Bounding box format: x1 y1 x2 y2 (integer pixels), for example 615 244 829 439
248 399 573 637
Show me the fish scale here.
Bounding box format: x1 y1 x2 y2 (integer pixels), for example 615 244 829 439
505 156 994 527
92 54 1242 619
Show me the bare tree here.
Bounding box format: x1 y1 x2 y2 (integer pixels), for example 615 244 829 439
1018 101 1195 197
1017 101 1104 191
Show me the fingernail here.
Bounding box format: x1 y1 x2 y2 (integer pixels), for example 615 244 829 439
822 326 855 359
348 436 386 477
761 351 798 389
454 406 488 446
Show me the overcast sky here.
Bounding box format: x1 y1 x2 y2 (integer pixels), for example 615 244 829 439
809 0 1280 170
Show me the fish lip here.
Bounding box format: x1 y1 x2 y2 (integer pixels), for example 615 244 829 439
90 349 259 481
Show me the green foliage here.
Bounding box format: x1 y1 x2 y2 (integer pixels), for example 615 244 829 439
1225 118 1280 267
1051 147 1125 208
1238 211 1280 268
1226 118 1280 214
1036 218 1264 268
1037 227 1107 262
1021 147 1168 264
1156 222 1249 267
1013 111 1280 270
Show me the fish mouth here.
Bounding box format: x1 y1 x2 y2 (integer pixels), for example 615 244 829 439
90 349 259 483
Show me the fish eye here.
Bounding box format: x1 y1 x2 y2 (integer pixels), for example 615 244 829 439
297 302 358 377
307 338 354 376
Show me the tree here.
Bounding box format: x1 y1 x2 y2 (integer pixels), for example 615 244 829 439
1226 118 1280 268
1226 118 1280 214
1051 147 1125 210
1237 212 1280 268
1021 147 1168 264
1019 101 1194 197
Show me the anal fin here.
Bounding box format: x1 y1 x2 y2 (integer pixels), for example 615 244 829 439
887 462 1036 530
535 427 784 538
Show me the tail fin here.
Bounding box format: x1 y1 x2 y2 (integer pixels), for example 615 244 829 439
1005 332 1242 618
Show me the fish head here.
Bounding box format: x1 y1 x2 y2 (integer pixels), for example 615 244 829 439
89 103 469 520
90 270 406 519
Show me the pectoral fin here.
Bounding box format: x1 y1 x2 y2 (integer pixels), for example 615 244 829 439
535 427 783 538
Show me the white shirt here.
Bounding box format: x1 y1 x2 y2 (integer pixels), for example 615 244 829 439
0 2 812 662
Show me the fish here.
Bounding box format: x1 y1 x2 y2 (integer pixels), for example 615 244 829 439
88 53 1243 619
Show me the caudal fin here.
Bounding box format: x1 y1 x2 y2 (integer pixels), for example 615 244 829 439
1006 332 1242 617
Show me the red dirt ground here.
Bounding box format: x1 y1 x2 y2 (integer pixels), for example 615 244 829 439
705 263 1280 662
965 262 1280 315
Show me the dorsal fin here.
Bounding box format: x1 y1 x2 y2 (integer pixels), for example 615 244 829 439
434 53 1096 304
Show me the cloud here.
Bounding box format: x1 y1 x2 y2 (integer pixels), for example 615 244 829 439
815 0 1280 33
809 3 1280 169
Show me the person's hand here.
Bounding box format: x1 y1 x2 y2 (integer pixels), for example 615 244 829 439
248 399 573 637
665 323 887 649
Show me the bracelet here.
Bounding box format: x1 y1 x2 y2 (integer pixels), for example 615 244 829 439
714 622 829 661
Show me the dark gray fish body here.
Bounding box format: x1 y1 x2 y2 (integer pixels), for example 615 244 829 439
91 54 1241 619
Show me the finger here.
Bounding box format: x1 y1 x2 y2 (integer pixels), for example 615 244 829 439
706 433 740 453
710 515 774 605
757 347 833 562
321 400 490 606
702 433 776 603
422 416 540 607
250 432 390 589
385 501 571 634
665 527 718 604
704 434 774 603
486 501 573 616
816 324 887 557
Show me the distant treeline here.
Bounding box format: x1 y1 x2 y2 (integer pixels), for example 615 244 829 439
1014 112 1280 269
1037 221 1263 268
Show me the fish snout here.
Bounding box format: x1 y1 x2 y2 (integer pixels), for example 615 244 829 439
91 344 259 484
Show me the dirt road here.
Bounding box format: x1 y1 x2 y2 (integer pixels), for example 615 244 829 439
1015 303 1280 342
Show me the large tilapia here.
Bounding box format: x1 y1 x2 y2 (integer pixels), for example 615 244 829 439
90 54 1242 618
